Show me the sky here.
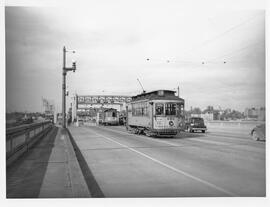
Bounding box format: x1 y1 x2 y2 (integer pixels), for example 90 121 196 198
5 3 265 113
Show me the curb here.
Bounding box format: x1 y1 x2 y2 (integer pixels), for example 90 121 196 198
66 128 105 198
63 128 92 197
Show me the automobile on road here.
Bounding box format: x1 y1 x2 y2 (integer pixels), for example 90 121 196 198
251 123 265 141
185 117 207 133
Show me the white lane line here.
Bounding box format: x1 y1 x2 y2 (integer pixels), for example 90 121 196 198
90 129 238 197
95 126 180 147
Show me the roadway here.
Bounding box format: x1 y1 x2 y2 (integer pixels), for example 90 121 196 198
68 125 265 197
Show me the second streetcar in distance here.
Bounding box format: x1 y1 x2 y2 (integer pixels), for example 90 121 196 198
126 90 185 137
99 108 119 126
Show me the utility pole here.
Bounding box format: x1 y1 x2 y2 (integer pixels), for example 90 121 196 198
62 47 66 128
177 85 180 98
62 46 76 128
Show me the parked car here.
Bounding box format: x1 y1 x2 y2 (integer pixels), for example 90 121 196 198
251 124 265 141
185 117 207 133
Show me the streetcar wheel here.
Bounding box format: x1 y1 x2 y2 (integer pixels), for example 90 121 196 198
126 125 133 133
145 130 151 137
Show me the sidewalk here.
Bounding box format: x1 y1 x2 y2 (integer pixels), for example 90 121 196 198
6 126 90 198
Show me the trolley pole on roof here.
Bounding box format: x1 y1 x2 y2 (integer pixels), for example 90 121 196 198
137 78 146 94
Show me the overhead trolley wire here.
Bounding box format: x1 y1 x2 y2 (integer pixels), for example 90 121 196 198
145 13 264 66
206 40 264 63
177 13 264 59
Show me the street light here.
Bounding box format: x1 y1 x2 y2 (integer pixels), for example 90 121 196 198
62 46 77 128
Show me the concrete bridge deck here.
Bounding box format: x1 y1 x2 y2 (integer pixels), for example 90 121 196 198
6 124 265 198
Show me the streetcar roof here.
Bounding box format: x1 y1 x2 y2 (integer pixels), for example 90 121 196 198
131 90 184 102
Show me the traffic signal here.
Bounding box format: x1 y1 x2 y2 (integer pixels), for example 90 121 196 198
72 61 76 72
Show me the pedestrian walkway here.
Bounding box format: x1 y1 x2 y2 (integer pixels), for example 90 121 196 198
6 126 90 198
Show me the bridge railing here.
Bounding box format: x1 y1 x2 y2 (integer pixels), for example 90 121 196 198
205 120 264 128
6 121 53 167
204 120 265 135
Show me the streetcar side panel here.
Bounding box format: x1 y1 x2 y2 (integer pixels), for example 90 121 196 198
127 101 151 128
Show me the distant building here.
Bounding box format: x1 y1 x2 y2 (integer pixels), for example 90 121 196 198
244 107 265 121
42 98 55 119
201 112 214 121
258 107 265 121
190 112 214 121
244 107 256 118
224 108 232 114
206 106 214 112
200 106 215 121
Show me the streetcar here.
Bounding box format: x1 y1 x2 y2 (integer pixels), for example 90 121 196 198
99 108 119 125
126 90 185 137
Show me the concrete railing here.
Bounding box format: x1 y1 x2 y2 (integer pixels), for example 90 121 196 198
6 121 53 167
205 120 264 128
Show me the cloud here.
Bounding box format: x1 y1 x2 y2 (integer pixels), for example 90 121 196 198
5 7 265 112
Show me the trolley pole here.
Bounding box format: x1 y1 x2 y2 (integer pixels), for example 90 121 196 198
62 46 76 128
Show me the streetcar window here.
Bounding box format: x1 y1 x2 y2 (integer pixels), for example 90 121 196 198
176 103 180 116
155 103 164 115
112 111 116 117
144 103 149 116
165 103 176 115
177 103 184 116
132 102 148 116
141 102 148 116
181 104 184 115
